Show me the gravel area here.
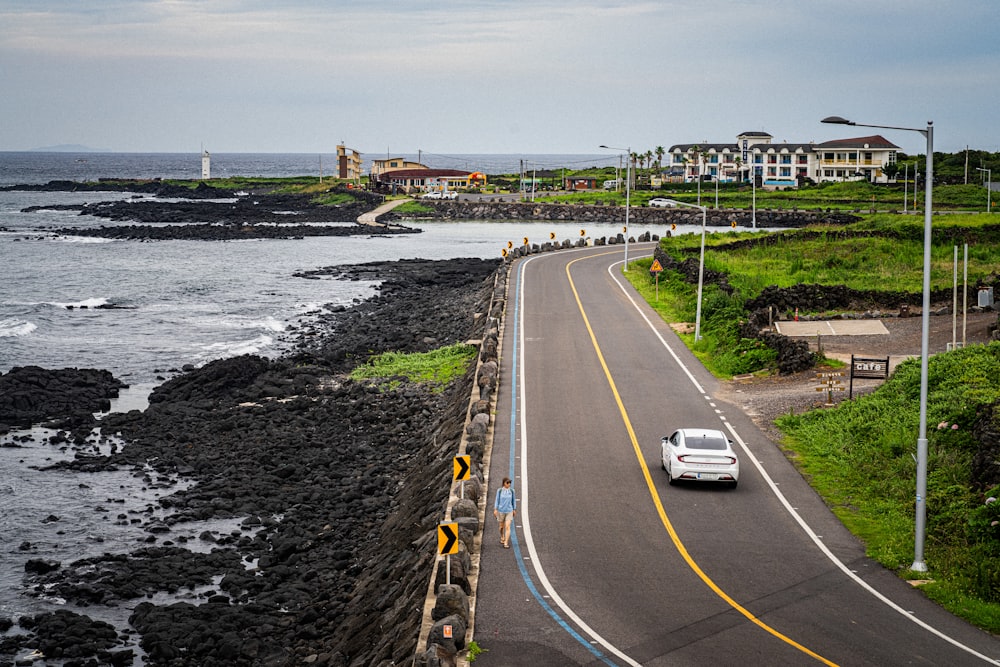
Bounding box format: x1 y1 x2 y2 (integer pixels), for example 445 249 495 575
717 311 999 442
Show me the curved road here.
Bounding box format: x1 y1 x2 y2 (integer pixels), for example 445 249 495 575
473 244 1000 666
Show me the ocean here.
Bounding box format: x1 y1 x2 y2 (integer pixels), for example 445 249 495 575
0 151 620 187
0 152 682 661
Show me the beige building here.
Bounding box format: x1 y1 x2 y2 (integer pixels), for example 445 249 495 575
337 144 363 182
369 157 428 182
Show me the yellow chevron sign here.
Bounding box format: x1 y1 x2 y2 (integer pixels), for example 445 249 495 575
438 522 459 555
453 455 471 481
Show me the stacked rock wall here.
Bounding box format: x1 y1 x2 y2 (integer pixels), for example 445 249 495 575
381 201 859 229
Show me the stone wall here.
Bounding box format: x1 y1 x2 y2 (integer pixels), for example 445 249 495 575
381 201 859 229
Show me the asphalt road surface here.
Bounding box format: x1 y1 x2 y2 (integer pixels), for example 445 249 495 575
472 243 1000 666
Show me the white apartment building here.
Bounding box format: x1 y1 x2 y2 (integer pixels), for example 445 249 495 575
668 131 900 187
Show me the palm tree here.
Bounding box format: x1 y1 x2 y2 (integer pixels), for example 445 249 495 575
655 146 665 173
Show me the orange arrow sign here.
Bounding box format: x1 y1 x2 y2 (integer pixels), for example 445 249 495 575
438 522 459 555
453 455 471 481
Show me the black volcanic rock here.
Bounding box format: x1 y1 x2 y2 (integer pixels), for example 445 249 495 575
0 366 127 428
5 257 502 666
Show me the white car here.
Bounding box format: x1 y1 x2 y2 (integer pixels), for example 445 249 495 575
440 191 458 200
648 198 678 208
661 428 739 488
421 191 442 199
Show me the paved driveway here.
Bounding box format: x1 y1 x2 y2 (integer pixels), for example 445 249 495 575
775 320 889 336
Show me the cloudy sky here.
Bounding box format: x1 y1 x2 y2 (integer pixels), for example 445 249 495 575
2 0 997 157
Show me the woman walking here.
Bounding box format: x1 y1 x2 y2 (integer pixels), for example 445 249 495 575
493 477 516 549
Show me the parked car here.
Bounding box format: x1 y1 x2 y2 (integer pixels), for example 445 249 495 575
420 191 442 199
440 191 458 200
661 428 739 488
648 198 678 208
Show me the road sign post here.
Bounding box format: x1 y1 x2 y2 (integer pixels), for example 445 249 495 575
649 259 663 301
453 455 470 499
815 372 845 406
438 522 459 586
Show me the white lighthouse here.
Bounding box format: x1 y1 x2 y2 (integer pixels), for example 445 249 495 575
201 150 211 180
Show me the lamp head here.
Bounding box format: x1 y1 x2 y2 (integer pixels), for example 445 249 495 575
821 116 854 125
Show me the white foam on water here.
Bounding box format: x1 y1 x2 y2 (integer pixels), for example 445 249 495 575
47 297 110 309
0 319 36 337
198 333 275 358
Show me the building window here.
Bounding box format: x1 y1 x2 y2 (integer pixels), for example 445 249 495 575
754 155 763 164
887 151 897 164
824 152 834 161
824 170 834 177
768 155 777 164
768 167 776 176
780 167 791 177
780 155 791 164
798 155 808 164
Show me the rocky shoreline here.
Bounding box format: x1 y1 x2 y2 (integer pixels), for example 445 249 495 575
0 257 502 666
6 180 860 243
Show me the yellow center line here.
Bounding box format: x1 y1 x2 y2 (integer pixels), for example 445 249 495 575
566 253 838 666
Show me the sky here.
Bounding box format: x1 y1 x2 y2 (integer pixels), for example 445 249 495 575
1 0 998 157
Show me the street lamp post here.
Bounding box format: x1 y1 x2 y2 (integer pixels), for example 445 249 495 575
600 145 631 269
904 162 908 213
977 167 992 213
660 199 708 341
823 116 933 572
715 161 720 210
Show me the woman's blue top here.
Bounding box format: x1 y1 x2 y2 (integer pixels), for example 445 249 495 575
494 486 516 513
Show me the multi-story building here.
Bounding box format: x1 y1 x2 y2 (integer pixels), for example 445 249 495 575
812 135 900 183
369 156 427 182
336 144 363 183
667 131 900 187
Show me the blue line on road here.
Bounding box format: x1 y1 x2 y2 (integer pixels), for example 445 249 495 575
506 257 618 666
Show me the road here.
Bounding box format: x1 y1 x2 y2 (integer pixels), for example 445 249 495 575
472 244 1000 666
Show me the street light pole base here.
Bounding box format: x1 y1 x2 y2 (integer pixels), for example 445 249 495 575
910 560 928 573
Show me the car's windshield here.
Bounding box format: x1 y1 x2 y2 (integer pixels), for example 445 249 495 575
689 435 728 450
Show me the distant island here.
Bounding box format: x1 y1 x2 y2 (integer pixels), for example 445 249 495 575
31 144 110 153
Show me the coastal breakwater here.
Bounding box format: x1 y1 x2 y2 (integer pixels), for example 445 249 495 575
382 200 861 228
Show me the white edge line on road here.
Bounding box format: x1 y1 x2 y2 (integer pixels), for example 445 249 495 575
606 253 1000 666
516 252 642 667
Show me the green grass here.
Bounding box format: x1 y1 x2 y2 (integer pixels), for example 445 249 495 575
391 201 435 215
774 344 1000 630
538 181 990 212
655 215 1000 301
348 343 477 392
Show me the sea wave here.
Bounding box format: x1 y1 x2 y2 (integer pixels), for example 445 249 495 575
198 334 275 359
0 319 37 337
47 297 110 309
47 235 117 244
